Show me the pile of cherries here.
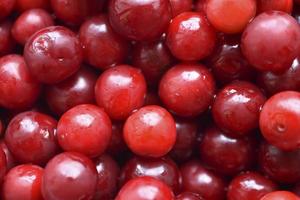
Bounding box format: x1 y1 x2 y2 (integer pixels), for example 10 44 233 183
2 0 300 199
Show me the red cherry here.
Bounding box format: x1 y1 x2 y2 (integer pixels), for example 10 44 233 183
0 148 7 184
176 192 204 200
0 141 16 170
257 0 293 14
107 122 127 156
261 191 300 200
0 0 15 20
195 0 207 13
169 0 193 17
0 20 15 56
16 0 50 12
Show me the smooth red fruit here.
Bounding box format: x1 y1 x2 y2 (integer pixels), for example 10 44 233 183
261 191 300 200
45 67 98 116
2 164 43 200
241 11 300 73
108 0 172 41
257 0 293 14
120 156 181 193
94 154 120 200
95 65 147 120
159 63 215 117
0 20 15 56
12 8 54 45
0 55 40 110
24 26 83 84
16 0 50 11
124 105 176 158
57 104 112 158
79 15 129 70
0 0 15 20
212 81 266 136
259 142 300 184
0 148 7 183
5 111 58 165
176 192 204 200
166 12 216 61
107 122 127 156
42 152 98 200
116 176 174 200
0 141 16 170
260 91 300 151
180 160 226 200
206 0 256 34
170 0 193 17
227 172 277 200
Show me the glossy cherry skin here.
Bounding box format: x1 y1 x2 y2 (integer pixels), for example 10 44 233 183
257 57 300 95
0 148 7 183
108 0 171 41
94 154 120 200
116 176 174 200
57 104 112 158
261 191 300 200
259 142 300 184
257 0 293 14
24 26 83 84
167 12 216 61
241 11 300 73
79 15 129 71
51 0 103 25
212 81 266 136
132 39 174 86
199 126 256 176
120 156 181 193
227 172 277 200
170 0 193 17
95 65 147 120
0 0 15 20
2 164 44 200
0 20 15 56
260 91 300 151
0 55 40 110
124 105 176 158
159 63 215 117
16 0 50 11
0 141 16 170
42 152 98 200
5 111 58 165
176 192 204 200
180 160 226 200
45 67 97 116
107 122 127 156
12 9 54 45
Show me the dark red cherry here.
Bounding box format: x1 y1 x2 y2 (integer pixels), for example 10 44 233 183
257 0 293 14
195 0 207 13
0 20 15 56
261 191 300 200
107 122 127 156
0 141 16 170
0 148 7 184
24 26 83 84
170 0 193 17
176 192 204 200
79 15 130 70
2 164 43 200
16 0 50 12
0 0 15 20
144 90 162 106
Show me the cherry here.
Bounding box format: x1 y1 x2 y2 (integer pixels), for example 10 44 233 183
107 122 127 156
0 148 7 184
261 191 300 200
195 0 207 13
0 20 15 56
16 0 50 12
180 160 226 200
2 164 44 200
257 0 293 14
95 65 147 120
57 104 112 158
169 0 193 17
94 154 120 200
24 26 83 84
42 152 98 200
259 141 300 184
212 81 266 136
176 192 204 200
260 91 300 151
0 0 15 20
206 0 256 34
115 176 174 200
227 172 277 200
166 12 216 61
123 105 176 158
109 0 171 41
12 8 54 45
159 63 215 117
5 111 59 165
241 11 300 73
119 156 181 193
0 141 16 170
79 15 130 70
0 55 41 110
45 67 98 116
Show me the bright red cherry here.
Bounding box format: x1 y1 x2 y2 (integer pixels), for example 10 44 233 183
45 67 98 116
260 91 300 151
57 104 112 158
24 26 83 84
0 0 15 20
0 148 7 184
176 192 204 200
212 81 266 136
206 0 256 34
123 105 176 158
16 0 50 12
0 20 15 56
5 111 58 165
12 9 54 45
159 63 215 117
261 191 300 200
241 11 300 73
0 141 16 170
116 176 174 200
227 172 277 200
95 65 147 120
79 15 130 70
170 0 193 17
166 12 216 61
2 164 44 200
257 0 293 14
0 55 40 110
42 152 98 200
